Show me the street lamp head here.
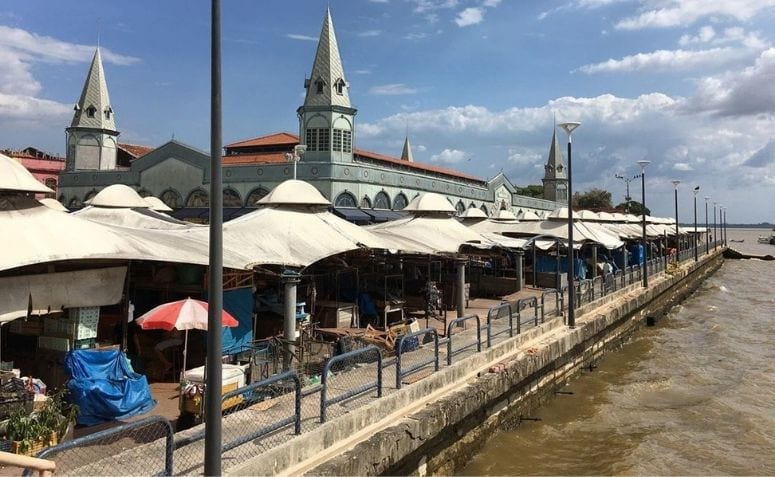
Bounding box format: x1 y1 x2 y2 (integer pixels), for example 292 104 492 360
693 186 700 196
637 160 651 172
294 144 307 156
671 180 680 188
705 196 710 202
558 122 581 135
284 152 294 163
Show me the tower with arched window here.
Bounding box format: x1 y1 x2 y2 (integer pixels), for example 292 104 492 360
66 49 119 171
297 8 356 164
542 130 568 203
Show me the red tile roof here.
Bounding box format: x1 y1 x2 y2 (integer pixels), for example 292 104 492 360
118 143 154 159
226 132 299 149
222 152 288 165
222 132 483 182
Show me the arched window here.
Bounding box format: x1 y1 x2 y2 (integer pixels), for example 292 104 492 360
335 191 357 208
86 105 96 118
393 193 408 210
335 78 345 95
469 202 476 209
44 178 57 190
223 188 242 207
160 189 182 209
361 196 372 209
455 200 466 216
373 191 391 210
246 187 269 207
186 189 209 208
315 78 325 94
480 204 489 217
84 189 98 203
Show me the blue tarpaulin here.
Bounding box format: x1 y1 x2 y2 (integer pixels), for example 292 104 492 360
65 349 156 426
222 288 254 355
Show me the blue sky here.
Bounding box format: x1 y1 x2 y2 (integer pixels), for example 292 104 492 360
1 0 774 223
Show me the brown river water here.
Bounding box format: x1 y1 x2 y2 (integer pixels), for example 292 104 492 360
460 228 775 476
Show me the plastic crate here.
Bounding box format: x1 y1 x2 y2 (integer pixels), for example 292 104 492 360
38 336 71 352
45 313 98 340
73 338 96 350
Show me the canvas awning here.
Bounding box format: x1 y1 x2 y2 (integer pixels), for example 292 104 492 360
490 219 624 249
0 267 127 323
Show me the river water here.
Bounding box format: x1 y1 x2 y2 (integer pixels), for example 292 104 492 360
460 228 775 476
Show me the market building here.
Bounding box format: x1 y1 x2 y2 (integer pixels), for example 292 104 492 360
57 9 565 220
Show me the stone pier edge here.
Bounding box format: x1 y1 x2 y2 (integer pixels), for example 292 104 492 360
228 251 724 476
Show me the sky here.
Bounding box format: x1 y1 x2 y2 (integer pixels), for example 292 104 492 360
0 0 773 223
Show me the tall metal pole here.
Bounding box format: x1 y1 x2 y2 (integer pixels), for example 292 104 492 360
693 188 698 262
559 122 580 328
713 202 718 250
638 160 650 287
672 180 680 254
723 208 727 246
205 0 223 473
705 197 709 255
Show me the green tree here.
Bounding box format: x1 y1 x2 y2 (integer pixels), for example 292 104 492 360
515 184 544 198
573 188 612 210
617 200 650 216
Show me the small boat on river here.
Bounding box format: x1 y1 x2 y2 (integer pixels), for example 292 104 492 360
757 234 775 245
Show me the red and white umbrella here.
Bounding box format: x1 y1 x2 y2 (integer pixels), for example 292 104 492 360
135 297 239 378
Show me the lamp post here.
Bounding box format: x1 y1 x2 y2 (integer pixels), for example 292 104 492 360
693 186 699 262
615 173 641 214
671 180 680 254
558 121 580 328
713 202 718 250
285 144 308 180
723 207 728 246
705 196 710 254
638 160 650 287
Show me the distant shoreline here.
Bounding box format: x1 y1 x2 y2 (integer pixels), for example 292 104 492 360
679 224 773 229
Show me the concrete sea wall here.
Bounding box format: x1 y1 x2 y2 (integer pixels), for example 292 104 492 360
229 252 723 476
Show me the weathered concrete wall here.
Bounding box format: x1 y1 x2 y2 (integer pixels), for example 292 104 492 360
306 253 723 476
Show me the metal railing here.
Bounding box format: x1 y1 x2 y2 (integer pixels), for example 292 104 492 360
486 302 514 347
395 328 439 389
445 314 481 366
25 416 174 477
320 345 382 423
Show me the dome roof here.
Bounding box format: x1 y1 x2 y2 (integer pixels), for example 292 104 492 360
0 153 54 194
492 209 518 221
577 210 599 220
257 180 330 206
518 210 542 221
547 207 581 220
403 192 456 214
459 207 487 219
90 184 150 208
38 198 68 212
144 196 173 212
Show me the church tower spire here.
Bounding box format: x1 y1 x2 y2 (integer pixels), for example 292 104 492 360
66 48 119 171
542 129 568 202
298 8 357 163
401 136 414 163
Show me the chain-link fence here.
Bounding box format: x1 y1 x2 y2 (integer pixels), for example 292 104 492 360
24 416 173 477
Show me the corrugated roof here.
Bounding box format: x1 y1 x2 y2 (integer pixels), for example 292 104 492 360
118 143 154 159
222 131 483 182
222 152 287 165
226 132 299 149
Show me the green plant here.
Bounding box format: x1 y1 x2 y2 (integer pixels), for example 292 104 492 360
4 391 79 453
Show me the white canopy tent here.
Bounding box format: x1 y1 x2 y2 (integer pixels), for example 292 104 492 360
221 180 390 269
367 192 496 254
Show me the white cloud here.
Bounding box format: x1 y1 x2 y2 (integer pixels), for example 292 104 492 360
358 30 382 37
685 48 775 116
369 83 419 95
578 47 747 74
431 148 468 163
615 0 775 30
410 0 459 14
455 7 485 26
679 26 769 49
0 26 137 126
353 69 372 75
679 26 716 45
673 163 694 171
286 34 317 41
404 32 429 40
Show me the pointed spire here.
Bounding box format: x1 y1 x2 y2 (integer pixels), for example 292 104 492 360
401 136 414 163
303 8 351 108
70 48 116 132
545 129 566 179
